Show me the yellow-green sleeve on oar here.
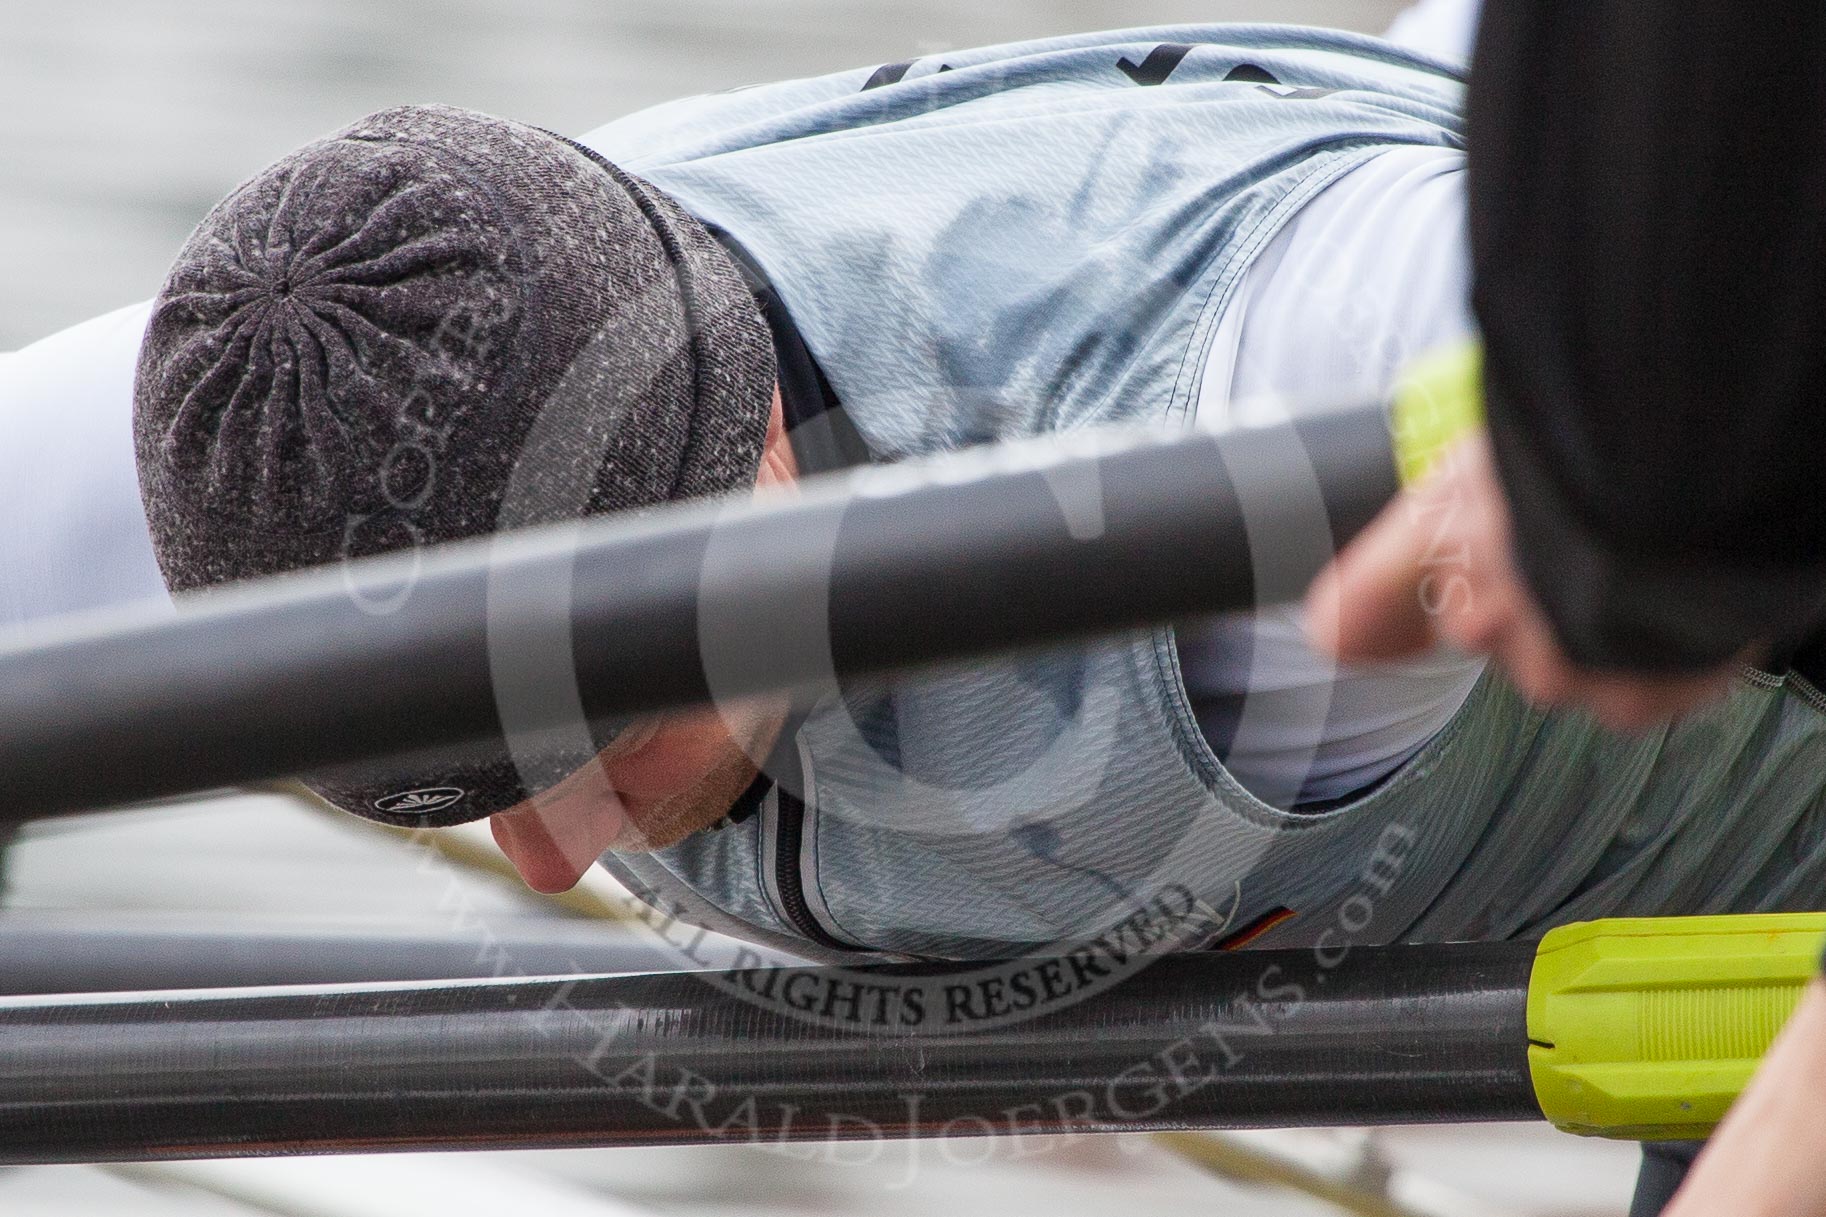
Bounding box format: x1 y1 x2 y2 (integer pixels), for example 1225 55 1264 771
1529 914 1826 1140
1389 341 1485 487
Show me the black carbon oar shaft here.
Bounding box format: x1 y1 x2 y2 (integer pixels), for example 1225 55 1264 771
0 914 701 995
0 406 1398 820
0 941 1536 1165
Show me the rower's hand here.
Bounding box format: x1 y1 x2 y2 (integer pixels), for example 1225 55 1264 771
1303 429 1738 732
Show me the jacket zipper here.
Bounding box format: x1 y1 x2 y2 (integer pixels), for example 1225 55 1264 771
771 785 851 950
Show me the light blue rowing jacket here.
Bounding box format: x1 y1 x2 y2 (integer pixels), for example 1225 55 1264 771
580 26 1826 961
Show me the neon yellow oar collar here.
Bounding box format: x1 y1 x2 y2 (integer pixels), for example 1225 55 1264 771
1530 914 1826 1140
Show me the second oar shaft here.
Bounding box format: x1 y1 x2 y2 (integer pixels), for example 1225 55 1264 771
0 940 1534 1165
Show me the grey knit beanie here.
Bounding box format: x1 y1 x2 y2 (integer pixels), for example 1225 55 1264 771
133 104 776 827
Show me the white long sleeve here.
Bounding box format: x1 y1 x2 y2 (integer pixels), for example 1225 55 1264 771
0 301 172 637
1181 146 1486 807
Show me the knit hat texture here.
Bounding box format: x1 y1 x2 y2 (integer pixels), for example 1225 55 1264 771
133 104 775 826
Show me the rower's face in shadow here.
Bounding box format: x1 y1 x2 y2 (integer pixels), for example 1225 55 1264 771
489 696 787 892
489 390 797 894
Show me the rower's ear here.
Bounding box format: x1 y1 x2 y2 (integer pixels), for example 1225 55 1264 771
755 390 800 492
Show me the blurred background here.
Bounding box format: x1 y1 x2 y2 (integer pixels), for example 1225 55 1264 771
4 0 1428 349
0 2 1638 1215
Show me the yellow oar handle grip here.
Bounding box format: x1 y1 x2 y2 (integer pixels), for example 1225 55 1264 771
1390 342 1485 487
1529 914 1826 1140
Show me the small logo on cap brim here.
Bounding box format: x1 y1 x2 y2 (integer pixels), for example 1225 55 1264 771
373 787 468 816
